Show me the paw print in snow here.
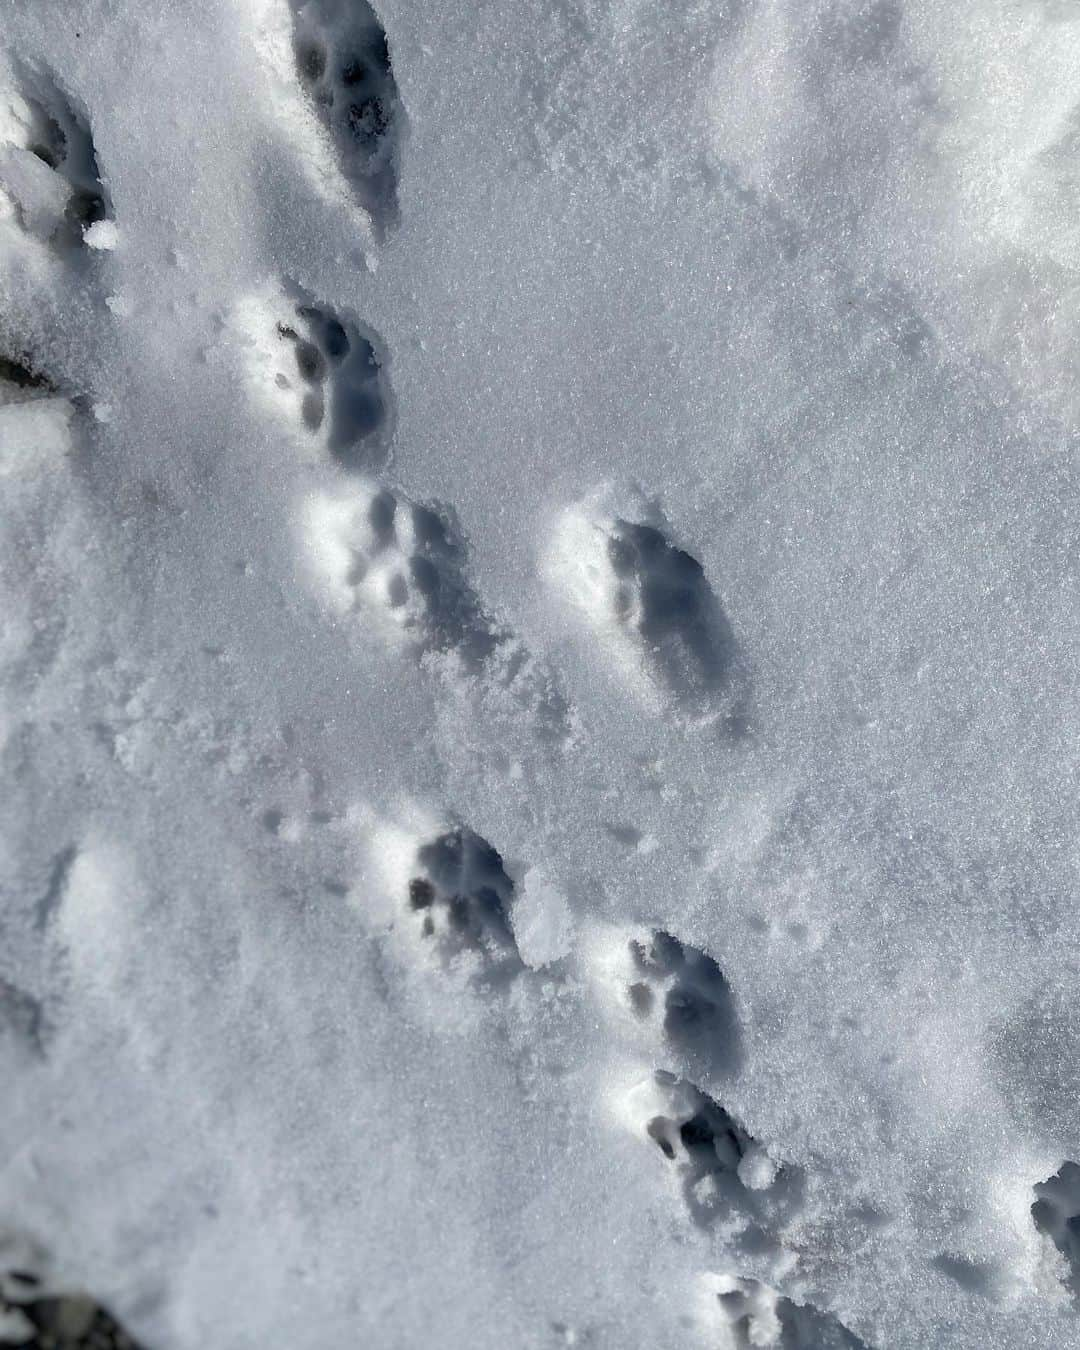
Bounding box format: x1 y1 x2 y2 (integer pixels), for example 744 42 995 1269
407 827 521 975
626 929 742 1076
0 67 111 248
0 1256 144 1349
620 1069 806 1242
275 294 392 470
551 497 747 729
625 1070 785 1229
306 482 496 665
289 0 403 236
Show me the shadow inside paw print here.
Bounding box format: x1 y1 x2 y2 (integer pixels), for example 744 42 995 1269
628 930 743 1077
606 520 746 729
708 1273 871 1349
289 0 404 237
2 66 111 248
277 292 391 470
0 1264 143 1349
1032 1161 1080 1297
408 828 522 980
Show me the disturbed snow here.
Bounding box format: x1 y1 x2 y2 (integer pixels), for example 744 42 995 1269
3 1 1080 1347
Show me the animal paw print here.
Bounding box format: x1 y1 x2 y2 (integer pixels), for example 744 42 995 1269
0 67 111 249
275 293 392 470
552 499 746 729
0 1258 143 1349
625 929 742 1077
306 482 496 665
623 1070 802 1237
289 0 403 236
407 827 521 975
1032 1161 1080 1297
703 1273 871 1349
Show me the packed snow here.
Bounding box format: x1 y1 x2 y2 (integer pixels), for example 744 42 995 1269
3 1 1080 1346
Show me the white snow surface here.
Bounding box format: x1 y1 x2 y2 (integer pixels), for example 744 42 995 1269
2 1 1080 1347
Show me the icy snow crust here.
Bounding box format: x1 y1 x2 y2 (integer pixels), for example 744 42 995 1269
4 0 1080 1345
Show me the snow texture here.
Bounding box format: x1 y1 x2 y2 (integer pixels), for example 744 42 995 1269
4 0 1080 1347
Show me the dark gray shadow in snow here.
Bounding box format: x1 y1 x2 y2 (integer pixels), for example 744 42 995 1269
288 0 405 238
931 1253 998 1297
0 353 54 398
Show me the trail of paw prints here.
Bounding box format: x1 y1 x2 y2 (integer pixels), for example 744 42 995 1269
288 0 404 238
0 63 114 253
549 490 749 734
232 279 393 472
0 1236 143 1349
700 1273 871 1349
305 480 572 741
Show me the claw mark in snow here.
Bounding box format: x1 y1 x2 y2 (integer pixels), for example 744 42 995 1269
34 844 77 930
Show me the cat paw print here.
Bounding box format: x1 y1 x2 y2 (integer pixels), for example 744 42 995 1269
289 0 404 236
622 1071 799 1235
0 65 112 250
550 494 747 731
406 826 522 979
234 281 392 471
306 482 495 665
622 929 742 1078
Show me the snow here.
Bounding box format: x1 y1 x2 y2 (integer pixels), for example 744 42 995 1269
2 0 1080 1346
